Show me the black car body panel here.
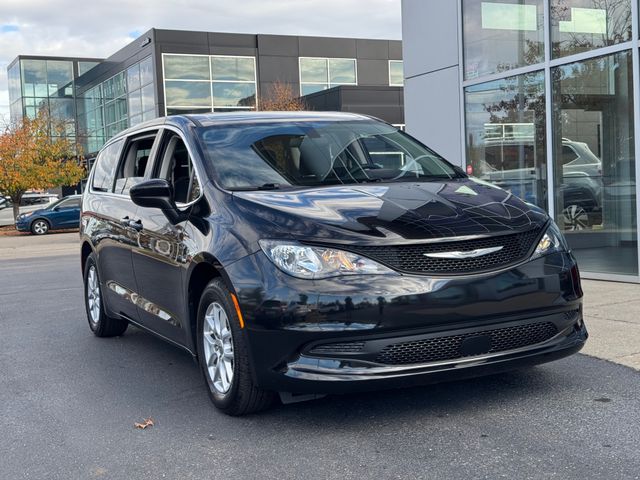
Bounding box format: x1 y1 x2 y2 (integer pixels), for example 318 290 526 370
80 112 586 399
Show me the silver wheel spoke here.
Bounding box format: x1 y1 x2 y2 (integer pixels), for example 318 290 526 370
203 301 235 394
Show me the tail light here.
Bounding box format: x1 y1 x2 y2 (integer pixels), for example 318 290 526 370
466 165 473 175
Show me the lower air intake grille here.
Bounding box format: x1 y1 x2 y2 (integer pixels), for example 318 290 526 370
309 341 365 355
342 227 542 275
376 322 558 365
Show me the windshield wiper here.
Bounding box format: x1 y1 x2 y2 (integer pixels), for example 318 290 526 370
230 183 283 192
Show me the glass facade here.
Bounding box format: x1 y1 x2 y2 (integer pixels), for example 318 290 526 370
465 71 547 209
461 0 640 280
389 60 404 86
299 57 357 95
77 56 156 154
463 0 545 79
162 54 257 114
550 0 631 58
552 51 636 275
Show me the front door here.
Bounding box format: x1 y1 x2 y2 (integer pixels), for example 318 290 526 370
52 197 81 228
131 130 201 346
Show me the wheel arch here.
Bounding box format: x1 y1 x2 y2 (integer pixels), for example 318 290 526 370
186 253 235 355
80 241 95 273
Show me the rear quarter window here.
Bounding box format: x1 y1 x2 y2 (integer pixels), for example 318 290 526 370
92 139 124 192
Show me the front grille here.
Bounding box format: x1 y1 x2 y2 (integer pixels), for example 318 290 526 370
376 322 558 365
342 227 542 275
309 341 365 355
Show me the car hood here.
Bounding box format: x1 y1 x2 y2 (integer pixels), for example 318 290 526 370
232 178 548 244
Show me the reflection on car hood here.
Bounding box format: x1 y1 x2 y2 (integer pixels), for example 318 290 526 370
233 178 548 243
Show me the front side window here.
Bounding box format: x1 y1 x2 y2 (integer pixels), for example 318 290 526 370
92 139 124 192
155 134 201 205
197 120 459 190
53 197 81 209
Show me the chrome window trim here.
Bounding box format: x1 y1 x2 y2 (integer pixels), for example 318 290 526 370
87 123 205 210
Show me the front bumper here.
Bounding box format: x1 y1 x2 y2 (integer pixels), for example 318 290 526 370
226 250 585 394
15 218 30 231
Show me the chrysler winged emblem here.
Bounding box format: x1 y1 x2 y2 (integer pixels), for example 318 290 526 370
424 246 503 259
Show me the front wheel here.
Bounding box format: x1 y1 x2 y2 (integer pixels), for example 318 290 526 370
197 279 275 415
31 219 49 235
83 253 128 337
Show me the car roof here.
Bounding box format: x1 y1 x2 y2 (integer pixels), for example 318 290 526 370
110 111 377 143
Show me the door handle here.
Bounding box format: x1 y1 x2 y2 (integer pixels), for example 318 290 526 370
128 219 143 231
120 216 143 231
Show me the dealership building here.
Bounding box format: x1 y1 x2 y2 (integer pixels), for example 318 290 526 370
7 29 404 158
402 0 640 282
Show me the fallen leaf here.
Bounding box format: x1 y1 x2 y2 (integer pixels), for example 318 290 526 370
134 417 154 429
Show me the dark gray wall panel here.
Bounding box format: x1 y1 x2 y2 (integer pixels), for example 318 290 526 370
258 56 300 83
209 46 257 57
158 43 209 55
357 59 390 86
155 30 208 45
298 36 357 58
388 40 403 60
257 35 299 56
207 32 257 48
356 39 389 59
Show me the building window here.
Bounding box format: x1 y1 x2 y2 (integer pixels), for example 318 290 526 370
462 0 544 79
389 60 404 86
78 56 156 153
299 57 357 96
550 0 631 58
551 50 636 275
162 54 257 115
464 71 547 209
78 61 99 76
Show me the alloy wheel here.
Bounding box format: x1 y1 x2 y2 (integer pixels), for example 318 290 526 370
203 302 235 394
562 205 589 231
86 265 101 325
32 220 48 235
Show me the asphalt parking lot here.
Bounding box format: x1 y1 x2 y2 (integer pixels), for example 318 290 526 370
1 236 640 479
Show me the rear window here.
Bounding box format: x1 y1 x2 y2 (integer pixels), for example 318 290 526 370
197 120 459 190
92 139 124 192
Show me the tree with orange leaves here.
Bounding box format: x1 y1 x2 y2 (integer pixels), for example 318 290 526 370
0 109 85 223
258 81 308 111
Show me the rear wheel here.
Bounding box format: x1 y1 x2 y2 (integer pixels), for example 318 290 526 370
31 219 49 235
83 253 128 337
197 279 275 416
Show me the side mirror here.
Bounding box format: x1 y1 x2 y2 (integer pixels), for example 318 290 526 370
130 179 186 224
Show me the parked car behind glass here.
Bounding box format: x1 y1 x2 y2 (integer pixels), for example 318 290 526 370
16 195 81 234
80 113 587 415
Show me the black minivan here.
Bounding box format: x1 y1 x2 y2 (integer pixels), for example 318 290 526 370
80 112 587 415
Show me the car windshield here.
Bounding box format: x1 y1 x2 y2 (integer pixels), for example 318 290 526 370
197 120 461 190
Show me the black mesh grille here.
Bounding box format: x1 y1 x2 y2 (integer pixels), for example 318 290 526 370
309 341 365 355
342 227 542 275
376 322 558 365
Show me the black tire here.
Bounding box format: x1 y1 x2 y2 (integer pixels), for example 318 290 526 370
31 219 50 235
196 279 276 416
83 253 128 337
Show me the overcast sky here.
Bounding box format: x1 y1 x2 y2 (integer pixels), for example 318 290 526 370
0 0 401 123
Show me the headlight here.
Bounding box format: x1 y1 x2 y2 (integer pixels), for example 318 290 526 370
19 212 33 219
259 240 396 279
531 221 568 260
